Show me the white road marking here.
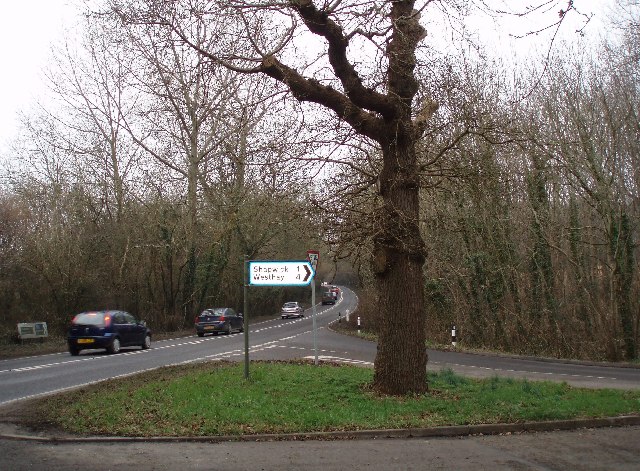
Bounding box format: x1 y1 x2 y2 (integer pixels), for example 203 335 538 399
0 349 151 374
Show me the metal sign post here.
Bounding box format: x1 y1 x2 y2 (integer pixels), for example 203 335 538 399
306 250 320 366
244 255 249 379
312 280 317 365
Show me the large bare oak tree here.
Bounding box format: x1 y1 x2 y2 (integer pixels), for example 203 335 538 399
113 0 580 394
134 0 435 395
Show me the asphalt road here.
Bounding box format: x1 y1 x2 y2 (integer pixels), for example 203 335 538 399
2 286 639 407
1 285 639 469
0 289 358 406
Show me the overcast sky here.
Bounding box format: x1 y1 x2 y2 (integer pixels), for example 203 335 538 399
0 1 83 155
0 1 616 157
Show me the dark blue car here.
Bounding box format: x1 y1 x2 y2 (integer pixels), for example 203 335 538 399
67 310 151 356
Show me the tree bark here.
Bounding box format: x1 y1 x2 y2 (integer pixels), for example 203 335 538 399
373 130 427 394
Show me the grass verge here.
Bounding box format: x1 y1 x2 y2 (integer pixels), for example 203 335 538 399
30 361 640 437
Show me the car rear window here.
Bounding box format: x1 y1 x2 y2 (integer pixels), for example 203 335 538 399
283 303 298 308
72 312 105 326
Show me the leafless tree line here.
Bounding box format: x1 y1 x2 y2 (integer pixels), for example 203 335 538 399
0 0 636 387
0 8 327 338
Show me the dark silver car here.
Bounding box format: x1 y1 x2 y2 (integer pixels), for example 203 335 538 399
195 308 243 337
281 302 304 319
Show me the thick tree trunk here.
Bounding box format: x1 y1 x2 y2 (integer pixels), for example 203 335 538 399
372 130 427 395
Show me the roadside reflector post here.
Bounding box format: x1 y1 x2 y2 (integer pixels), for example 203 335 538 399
346 310 350 322
451 325 457 348
357 316 361 335
338 312 341 323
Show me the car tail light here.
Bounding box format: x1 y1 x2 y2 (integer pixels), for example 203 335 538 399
195 316 199 324
104 315 111 327
219 316 225 321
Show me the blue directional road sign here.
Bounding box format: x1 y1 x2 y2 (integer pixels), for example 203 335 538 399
248 260 315 286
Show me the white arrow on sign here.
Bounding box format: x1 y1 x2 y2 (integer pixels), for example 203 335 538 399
248 261 315 286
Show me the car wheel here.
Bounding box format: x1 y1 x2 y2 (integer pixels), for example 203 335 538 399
142 334 151 350
69 346 79 356
227 323 232 335
197 332 205 337
108 337 121 354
